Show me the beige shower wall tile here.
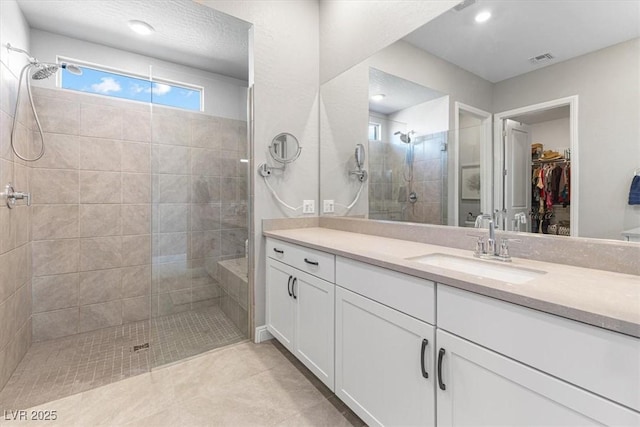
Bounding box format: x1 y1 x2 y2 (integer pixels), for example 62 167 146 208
122 265 151 298
79 300 122 333
123 173 151 203
156 174 189 203
32 308 78 341
191 117 220 150
80 103 123 139
79 137 122 171
122 235 151 266
32 239 79 277
122 141 150 173
32 273 79 313
13 205 29 247
122 204 151 235
122 110 151 142
30 133 79 169
33 96 80 135
0 295 16 350
79 268 122 305
79 204 121 237
80 171 121 204
152 144 190 174
79 236 122 271
158 204 189 232
122 296 150 323
151 112 190 146
32 205 78 240
30 169 79 204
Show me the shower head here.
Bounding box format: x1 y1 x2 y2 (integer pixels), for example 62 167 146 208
31 63 82 80
394 131 412 144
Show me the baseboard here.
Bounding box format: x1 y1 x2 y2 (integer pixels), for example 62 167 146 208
254 325 274 343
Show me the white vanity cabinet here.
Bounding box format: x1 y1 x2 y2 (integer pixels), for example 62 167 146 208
334 257 437 427
436 285 640 426
266 238 335 390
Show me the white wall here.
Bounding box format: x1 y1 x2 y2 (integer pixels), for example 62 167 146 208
29 29 247 120
320 39 494 225
319 0 457 83
200 0 320 328
530 118 570 152
494 38 640 239
389 96 449 136
0 0 30 77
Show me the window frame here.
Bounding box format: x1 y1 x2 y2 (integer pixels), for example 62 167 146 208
56 56 205 112
369 122 382 141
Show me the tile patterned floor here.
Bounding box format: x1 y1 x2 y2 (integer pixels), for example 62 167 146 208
0 340 365 427
0 306 245 410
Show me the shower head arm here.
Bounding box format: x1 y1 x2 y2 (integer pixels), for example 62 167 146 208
6 43 36 63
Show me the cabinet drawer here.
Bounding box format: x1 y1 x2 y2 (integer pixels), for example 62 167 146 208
266 238 335 283
336 256 435 324
438 285 640 412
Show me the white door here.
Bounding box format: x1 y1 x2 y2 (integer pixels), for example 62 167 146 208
436 329 639 426
266 258 295 352
503 119 531 231
335 286 435 427
293 270 335 391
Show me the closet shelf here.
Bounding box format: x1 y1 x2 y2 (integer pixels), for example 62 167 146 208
532 158 571 165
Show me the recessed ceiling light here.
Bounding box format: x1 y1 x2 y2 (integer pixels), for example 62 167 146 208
475 11 491 23
128 20 155 35
371 94 386 101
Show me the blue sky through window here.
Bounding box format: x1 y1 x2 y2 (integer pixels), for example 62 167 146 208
61 66 202 111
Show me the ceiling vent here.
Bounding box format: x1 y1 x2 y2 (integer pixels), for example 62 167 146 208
529 53 555 64
454 0 476 12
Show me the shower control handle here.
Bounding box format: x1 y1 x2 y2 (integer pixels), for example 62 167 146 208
2 183 31 208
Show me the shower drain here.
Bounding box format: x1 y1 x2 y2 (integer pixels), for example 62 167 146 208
133 343 150 352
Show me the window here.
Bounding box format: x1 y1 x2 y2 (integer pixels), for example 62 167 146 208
369 122 381 141
60 62 203 112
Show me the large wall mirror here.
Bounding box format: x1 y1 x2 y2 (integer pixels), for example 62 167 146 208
320 0 640 241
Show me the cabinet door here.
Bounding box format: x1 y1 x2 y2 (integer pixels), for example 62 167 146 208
436 329 640 427
335 286 435 427
293 270 335 391
266 258 295 352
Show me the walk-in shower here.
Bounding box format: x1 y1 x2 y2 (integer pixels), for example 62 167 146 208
0 0 252 411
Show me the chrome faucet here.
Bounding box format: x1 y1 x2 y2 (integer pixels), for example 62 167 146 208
473 213 518 262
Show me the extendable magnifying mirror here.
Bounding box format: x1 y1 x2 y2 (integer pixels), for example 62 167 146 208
258 133 302 177
350 143 368 182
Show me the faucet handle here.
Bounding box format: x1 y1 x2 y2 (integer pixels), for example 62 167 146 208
467 234 485 256
498 238 521 261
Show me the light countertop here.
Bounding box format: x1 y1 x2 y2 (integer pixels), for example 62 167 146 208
264 227 640 338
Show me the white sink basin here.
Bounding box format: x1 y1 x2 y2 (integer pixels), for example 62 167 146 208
407 253 546 284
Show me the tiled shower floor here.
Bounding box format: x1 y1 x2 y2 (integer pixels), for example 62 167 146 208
0 305 245 410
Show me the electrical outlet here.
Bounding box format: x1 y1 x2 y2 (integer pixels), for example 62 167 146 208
323 200 334 214
302 200 315 214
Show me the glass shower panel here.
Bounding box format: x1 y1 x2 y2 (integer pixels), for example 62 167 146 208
149 65 249 368
368 118 449 225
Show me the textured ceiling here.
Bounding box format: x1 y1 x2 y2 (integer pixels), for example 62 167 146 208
403 0 640 83
369 68 446 115
15 0 250 80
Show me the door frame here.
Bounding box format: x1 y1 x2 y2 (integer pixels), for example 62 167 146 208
454 102 492 226
493 96 579 236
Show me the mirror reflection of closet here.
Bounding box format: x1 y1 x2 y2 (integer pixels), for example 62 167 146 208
507 106 571 236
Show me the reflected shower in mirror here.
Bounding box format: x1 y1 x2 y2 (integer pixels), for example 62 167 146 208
319 0 640 241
